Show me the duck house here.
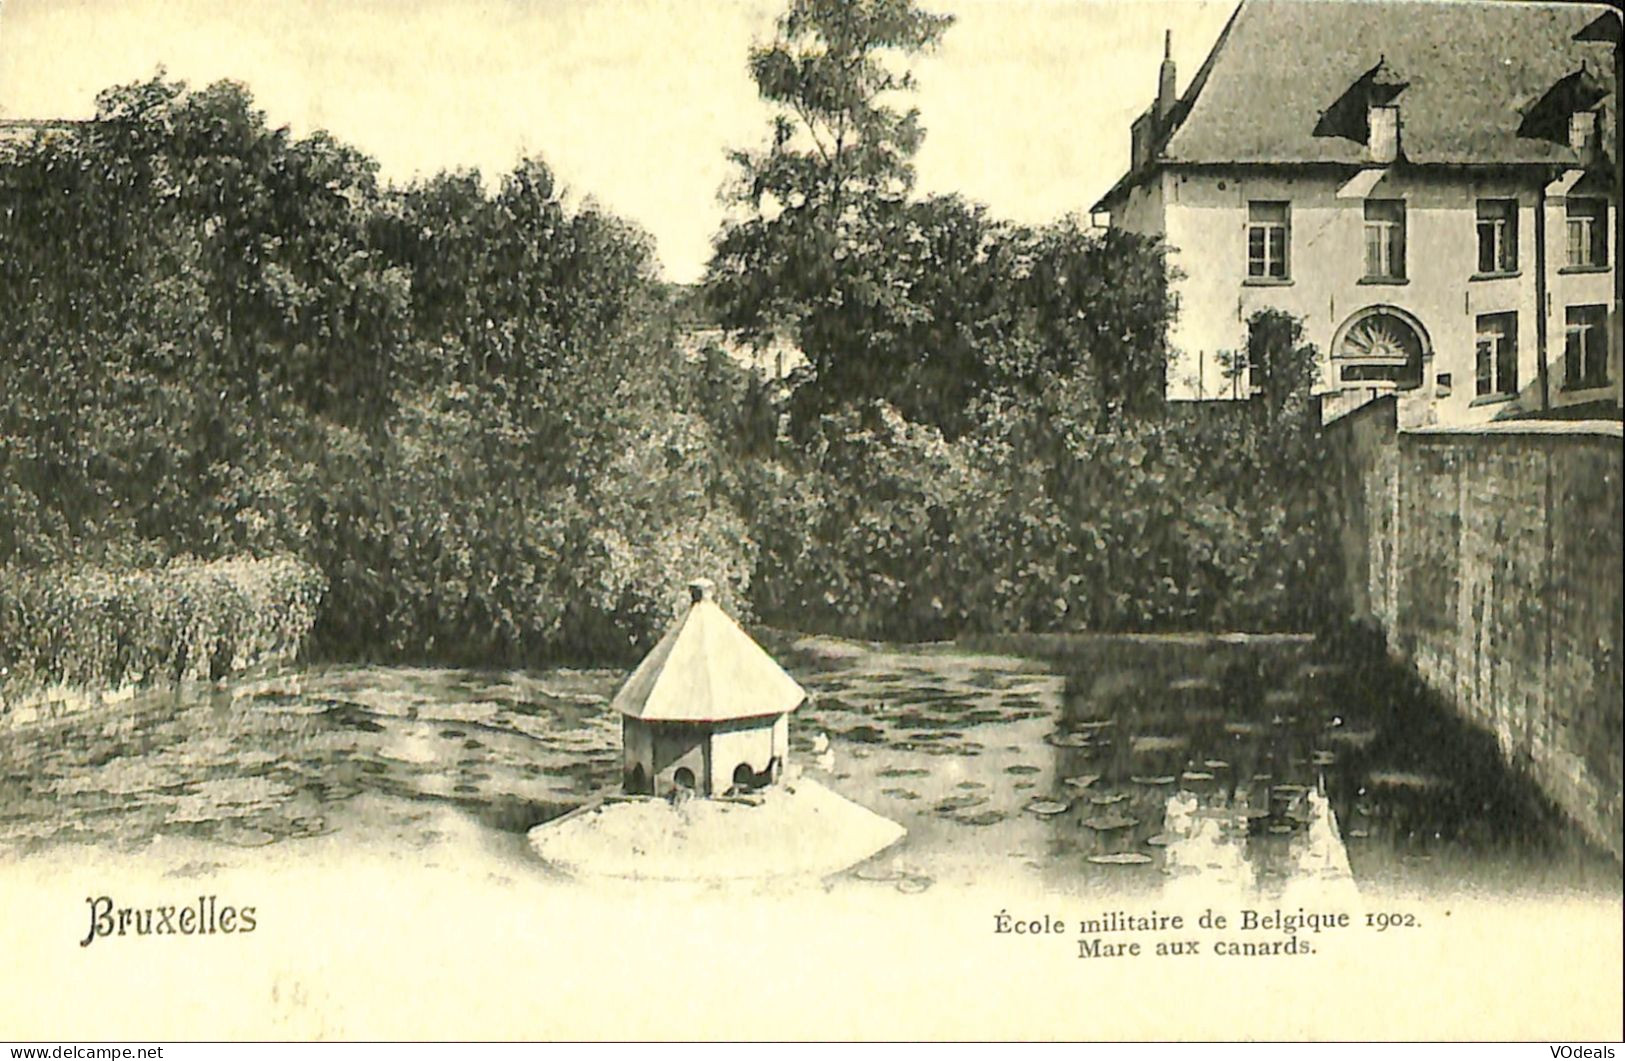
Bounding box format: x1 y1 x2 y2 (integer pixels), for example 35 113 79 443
612 579 805 798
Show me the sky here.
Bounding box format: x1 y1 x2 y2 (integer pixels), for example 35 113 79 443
0 0 1236 283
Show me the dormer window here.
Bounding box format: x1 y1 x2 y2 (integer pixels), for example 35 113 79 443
1569 110 1599 163
1313 56 1408 154
1518 62 1611 153
1368 105 1400 163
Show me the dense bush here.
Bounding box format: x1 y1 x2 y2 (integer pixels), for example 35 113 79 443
0 76 754 664
303 379 756 665
740 311 1335 641
0 68 1335 666
0 555 325 708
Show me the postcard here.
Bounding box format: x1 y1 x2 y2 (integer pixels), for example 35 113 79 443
0 0 1620 1042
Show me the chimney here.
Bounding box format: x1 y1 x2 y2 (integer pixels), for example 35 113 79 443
1156 30 1177 125
1131 110 1155 170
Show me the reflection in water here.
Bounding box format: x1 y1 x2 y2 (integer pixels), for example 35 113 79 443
0 636 1616 897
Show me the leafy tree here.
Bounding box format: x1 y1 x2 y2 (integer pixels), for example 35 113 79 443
706 0 954 425
1239 307 1321 428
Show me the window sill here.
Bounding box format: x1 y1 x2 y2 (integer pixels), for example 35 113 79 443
1469 392 1518 407
1242 277 1294 287
1358 276 1409 286
1560 382 1614 397
1559 264 1610 276
1469 271 1521 282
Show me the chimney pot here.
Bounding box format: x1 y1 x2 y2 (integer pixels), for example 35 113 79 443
688 578 717 603
1156 32 1178 124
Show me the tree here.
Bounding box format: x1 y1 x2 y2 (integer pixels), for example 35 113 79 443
705 0 953 421
1240 307 1320 428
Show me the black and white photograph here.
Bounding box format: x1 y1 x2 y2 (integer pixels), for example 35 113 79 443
0 0 1619 1043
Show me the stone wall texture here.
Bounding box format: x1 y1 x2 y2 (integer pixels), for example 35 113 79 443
1328 399 1624 859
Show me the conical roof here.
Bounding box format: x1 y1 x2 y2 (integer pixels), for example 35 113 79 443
611 580 806 723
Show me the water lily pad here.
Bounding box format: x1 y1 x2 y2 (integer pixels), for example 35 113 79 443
216 825 277 847
953 810 1007 827
1131 735 1186 754
1046 731 1093 748
1005 764 1041 775
1131 775 1176 786
1062 774 1101 791
1145 833 1174 847
1089 792 1129 806
1367 770 1444 791
1203 759 1230 770
1082 814 1138 831
1180 771 1214 782
842 724 888 744
934 794 987 813
1326 728 1378 750
1025 798 1071 817
1088 852 1153 865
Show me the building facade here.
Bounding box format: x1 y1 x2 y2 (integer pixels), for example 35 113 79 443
1092 0 1621 427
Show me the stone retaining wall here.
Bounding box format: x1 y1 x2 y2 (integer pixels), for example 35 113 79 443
1327 399 1623 859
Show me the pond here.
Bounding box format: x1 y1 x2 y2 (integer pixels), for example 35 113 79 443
0 632 1617 898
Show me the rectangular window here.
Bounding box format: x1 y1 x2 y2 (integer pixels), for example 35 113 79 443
1564 305 1610 390
1566 198 1608 268
1364 199 1406 280
1475 199 1518 274
1247 201 1290 279
1475 312 1518 398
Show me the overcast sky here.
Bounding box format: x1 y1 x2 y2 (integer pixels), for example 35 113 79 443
0 0 1234 282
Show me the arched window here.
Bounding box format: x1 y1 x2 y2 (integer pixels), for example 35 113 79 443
1332 306 1429 390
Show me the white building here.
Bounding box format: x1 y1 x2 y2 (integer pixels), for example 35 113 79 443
1091 0 1620 427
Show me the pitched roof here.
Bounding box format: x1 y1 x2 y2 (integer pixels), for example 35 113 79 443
1094 0 1617 207
611 583 805 723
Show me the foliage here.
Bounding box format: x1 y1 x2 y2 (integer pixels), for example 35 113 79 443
0 74 752 663
741 322 1334 640
0 61 1336 667
0 556 325 707
707 0 958 427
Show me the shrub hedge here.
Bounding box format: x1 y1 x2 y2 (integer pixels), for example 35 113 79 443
0 555 325 711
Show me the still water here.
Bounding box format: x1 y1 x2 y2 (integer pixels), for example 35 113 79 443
0 633 1616 897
